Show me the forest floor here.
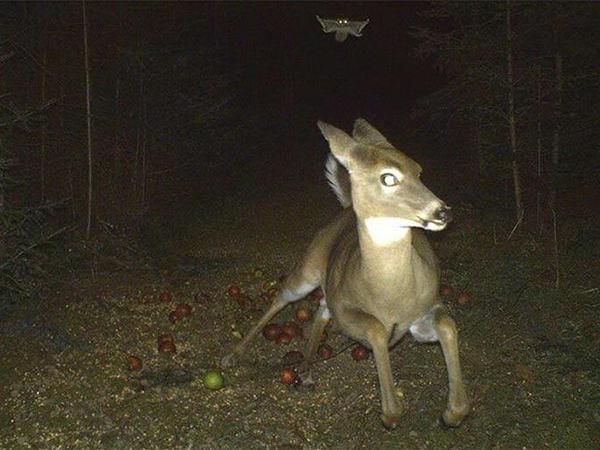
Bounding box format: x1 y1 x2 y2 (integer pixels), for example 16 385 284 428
1 131 599 449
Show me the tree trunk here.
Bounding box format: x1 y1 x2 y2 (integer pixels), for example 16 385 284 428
40 40 47 203
536 65 543 230
141 86 147 213
133 73 144 211
506 0 524 225
549 12 563 212
473 103 485 178
83 0 93 238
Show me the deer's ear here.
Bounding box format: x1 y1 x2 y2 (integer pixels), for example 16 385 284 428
317 121 358 170
352 118 392 148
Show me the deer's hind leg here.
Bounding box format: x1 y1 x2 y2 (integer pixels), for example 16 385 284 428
221 264 320 368
297 298 331 386
410 306 470 427
221 213 345 368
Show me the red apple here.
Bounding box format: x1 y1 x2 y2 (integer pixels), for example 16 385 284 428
295 307 312 323
280 367 298 385
175 303 192 317
157 333 174 346
127 355 142 371
281 322 301 338
158 340 176 353
276 333 292 345
262 323 282 341
351 344 369 361
227 285 242 297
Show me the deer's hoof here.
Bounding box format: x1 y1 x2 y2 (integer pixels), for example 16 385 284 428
439 415 454 430
439 406 470 429
294 372 315 392
381 413 401 430
289 376 312 393
220 353 237 368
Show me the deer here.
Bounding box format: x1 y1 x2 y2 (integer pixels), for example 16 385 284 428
221 119 470 429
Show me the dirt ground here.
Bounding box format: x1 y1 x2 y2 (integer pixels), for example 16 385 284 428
1 136 599 449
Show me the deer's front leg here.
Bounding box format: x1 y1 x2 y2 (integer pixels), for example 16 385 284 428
340 309 402 429
420 307 470 427
434 309 470 427
411 307 470 427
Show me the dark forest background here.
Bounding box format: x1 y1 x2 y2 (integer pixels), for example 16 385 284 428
1 1 599 304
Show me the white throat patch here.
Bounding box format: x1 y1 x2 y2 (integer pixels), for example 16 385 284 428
364 217 415 245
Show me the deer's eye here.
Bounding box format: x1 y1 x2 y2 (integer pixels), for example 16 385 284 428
380 173 398 187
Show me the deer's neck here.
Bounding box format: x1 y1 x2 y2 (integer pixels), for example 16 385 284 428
357 217 416 283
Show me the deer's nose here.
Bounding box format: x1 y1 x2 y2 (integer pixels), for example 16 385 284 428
435 205 452 224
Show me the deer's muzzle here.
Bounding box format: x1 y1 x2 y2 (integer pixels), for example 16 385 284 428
435 205 452 224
